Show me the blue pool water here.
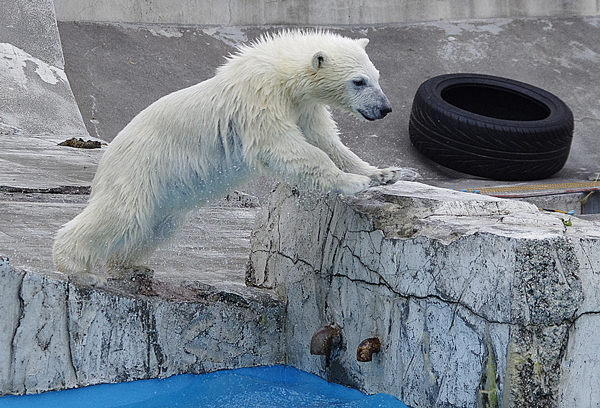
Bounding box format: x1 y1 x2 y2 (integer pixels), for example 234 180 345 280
0 365 409 408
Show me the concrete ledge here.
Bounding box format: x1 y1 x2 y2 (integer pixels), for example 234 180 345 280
248 182 600 408
0 257 284 396
54 0 600 25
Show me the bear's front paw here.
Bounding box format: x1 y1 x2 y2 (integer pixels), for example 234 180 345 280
369 167 420 185
334 173 372 195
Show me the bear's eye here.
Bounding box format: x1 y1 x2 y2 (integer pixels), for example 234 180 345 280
352 78 367 87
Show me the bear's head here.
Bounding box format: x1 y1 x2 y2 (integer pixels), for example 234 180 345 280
308 36 392 122
228 31 392 122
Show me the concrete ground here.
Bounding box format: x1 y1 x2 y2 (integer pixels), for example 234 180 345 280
2 2 600 285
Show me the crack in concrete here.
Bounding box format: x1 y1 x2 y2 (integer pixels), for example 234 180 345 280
8 270 25 393
319 200 337 273
65 284 79 384
572 309 600 319
330 246 590 329
141 300 166 377
76 0 103 19
262 249 315 271
575 116 600 124
330 268 508 326
0 185 91 195
449 245 485 330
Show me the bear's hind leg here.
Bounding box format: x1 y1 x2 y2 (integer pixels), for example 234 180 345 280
54 207 112 287
105 212 184 280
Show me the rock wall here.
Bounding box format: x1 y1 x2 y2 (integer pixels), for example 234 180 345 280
248 182 600 408
0 257 284 396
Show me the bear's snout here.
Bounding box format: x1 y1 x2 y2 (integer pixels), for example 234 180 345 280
357 102 392 121
356 94 392 122
363 97 392 121
355 89 393 121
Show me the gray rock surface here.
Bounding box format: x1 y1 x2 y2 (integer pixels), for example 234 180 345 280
248 182 600 408
0 256 284 396
0 193 262 285
0 0 103 192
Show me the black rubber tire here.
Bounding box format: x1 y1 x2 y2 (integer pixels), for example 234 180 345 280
409 73 574 181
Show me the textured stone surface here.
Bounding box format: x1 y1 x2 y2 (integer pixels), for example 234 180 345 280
0 257 284 396
248 182 600 408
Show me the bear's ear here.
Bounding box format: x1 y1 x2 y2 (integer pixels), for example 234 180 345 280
356 38 369 49
312 51 328 70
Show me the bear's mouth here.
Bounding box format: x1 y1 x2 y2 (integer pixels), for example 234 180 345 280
356 109 376 122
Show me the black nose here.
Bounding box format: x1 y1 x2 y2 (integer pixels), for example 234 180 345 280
380 104 392 118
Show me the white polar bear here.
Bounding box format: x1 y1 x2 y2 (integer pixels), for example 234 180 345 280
53 31 416 283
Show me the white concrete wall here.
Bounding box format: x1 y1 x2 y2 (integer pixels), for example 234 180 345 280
54 0 600 25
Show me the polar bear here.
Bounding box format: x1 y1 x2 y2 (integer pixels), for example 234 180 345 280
53 30 416 284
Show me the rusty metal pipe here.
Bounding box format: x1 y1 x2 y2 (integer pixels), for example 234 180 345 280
310 324 342 356
357 337 381 362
